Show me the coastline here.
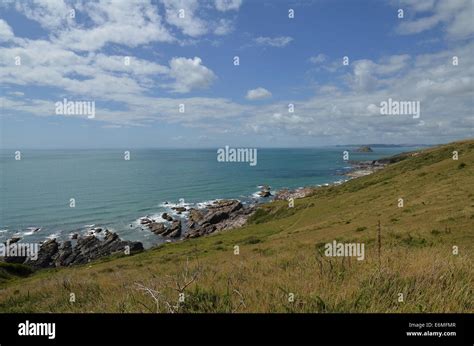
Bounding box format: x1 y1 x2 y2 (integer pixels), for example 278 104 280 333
2 139 471 313
0 151 403 269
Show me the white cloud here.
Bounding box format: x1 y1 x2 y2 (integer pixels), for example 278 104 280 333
1 1 472 145
8 0 175 51
161 0 208 37
0 19 14 42
215 0 242 12
254 36 293 47
309 54 327 64
246 87 272 100
14 0 72 30
396 0 474 39
58 1 174 51
93 54 169 75
167 57 216 93
3 41 472 143
349 55 410 91
214 18 234 35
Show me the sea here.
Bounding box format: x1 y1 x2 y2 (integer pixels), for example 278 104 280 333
0 147 422 248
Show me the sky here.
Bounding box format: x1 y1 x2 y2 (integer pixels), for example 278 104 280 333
0 0 473 148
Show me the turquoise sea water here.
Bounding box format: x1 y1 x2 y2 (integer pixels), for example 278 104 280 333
0 147 421 247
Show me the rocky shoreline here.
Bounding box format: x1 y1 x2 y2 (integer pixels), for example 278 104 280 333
1 199 261 270
139 199 257 240
1 158 389 270
3 230 144 269
345 160 387 178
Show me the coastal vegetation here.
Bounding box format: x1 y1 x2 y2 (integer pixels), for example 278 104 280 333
0 139 472 313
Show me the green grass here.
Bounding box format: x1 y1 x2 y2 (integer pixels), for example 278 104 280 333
0 139 473 313
0 262 34 284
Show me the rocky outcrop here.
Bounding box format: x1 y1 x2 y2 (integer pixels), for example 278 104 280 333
162 220 181 238
274 187 314 201
24 231 143 269
29 238 59 268
149 222 166 235
144 217 181 238
185 200 255 239
140 217 153 225
345 160 387 178
355 146 373 152
258 185 272 197
161 213 173 222
3 237 28 264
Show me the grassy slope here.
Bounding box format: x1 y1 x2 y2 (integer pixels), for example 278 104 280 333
0 139 472 313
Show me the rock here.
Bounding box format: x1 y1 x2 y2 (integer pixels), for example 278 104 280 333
185 200 254 239
355 146 373 152
188 209 204 224
140 217 153 225
71 233 79 240
54 241 73 266
258 185 272 197
167 220 182 238
3 238 28 263
26 239 59 268
161 213 173 222
345 159 387 178
25 232 143 268
274 187 313 201
103 231 118 243
162 220 181 237
149 222 167 235
199 201 242 226
172 207 187 213
208 200 242 213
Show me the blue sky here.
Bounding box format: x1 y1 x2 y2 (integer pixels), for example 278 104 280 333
0 0 473 148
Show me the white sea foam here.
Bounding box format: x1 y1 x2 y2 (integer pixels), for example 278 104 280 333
195 199 220 209
21 230 35 236
252 190 275 199
159 200 192 209
252 192 262 199
47 232 60 240
18 227 41 237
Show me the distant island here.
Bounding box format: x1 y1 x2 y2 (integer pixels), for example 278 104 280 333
355 146 373 152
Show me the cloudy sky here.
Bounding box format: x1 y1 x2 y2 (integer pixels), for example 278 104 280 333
0 0 473 148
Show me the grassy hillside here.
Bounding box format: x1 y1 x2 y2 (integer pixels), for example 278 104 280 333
0 139 473 313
